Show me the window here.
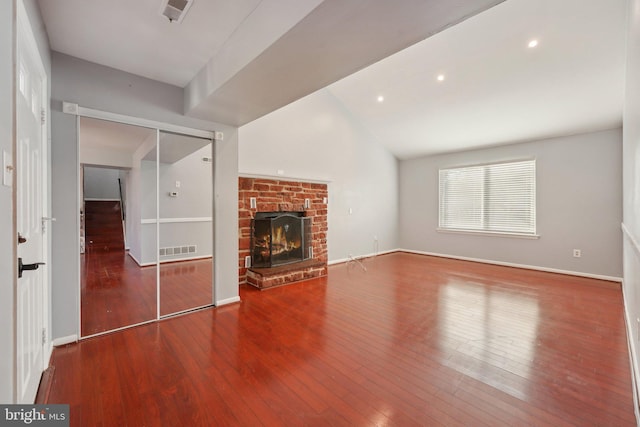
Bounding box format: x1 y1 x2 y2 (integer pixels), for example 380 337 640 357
439 159 536 236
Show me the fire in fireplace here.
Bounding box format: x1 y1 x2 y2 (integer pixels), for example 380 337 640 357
251 212 312 268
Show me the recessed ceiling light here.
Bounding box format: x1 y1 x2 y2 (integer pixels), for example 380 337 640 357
437 74 445 82
377 95 384 103
528 39 539 48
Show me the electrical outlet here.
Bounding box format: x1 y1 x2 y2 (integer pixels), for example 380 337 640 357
244 256 251 268
573 249 581 258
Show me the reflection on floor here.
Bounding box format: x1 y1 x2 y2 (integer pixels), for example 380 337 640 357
58 252 633 425
81 249 212 336
159 257 213 316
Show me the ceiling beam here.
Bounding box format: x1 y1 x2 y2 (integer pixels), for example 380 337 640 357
184 0 506 126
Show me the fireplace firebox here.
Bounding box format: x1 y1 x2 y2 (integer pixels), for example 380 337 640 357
251 212 312 268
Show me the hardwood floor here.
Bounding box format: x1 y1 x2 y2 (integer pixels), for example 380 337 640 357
160 258 213 316
54 252 635 426
81 250 212 336
81 250 156 335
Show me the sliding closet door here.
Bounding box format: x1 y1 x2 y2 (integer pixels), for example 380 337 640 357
79 118 158 336
158 131 214 316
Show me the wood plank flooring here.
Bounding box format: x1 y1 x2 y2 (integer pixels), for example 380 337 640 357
81 250 156 335
81 250 212 336
52 252 636 426
159 258 213 315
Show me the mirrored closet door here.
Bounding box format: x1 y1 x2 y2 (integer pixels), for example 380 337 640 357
80 118 214 337
158 131 214 316
80 117 158 336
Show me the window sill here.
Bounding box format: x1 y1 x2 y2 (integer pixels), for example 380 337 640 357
436 228 540 240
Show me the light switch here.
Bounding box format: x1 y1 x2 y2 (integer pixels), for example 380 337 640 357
175 180 181 188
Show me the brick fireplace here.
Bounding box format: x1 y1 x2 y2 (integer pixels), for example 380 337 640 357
238 177 328 289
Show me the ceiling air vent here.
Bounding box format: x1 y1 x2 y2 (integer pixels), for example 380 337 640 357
160 0 194 24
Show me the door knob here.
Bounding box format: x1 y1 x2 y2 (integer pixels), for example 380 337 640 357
18 258 45 278
18 233 26 244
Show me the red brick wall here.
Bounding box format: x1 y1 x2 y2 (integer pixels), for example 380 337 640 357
238 177 328 284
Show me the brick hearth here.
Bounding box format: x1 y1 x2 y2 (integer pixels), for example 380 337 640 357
238 177 328 288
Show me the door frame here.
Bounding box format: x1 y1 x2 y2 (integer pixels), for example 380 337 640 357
15 0 51 402
66 104 218 339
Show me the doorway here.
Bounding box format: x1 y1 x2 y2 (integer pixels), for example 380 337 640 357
79 117 214 337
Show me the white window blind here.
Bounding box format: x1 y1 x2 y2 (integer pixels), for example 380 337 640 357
439 159 536 236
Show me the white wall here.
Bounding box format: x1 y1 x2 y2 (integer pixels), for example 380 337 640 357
83 166 122 199
158 145 212 219
139 160 157 265
158 145 213 262
239 89 399 261
622 0 640 408
400 128 623 279
131 143 214 265
81 146 133 169
51 52 239 340
126 132 156 264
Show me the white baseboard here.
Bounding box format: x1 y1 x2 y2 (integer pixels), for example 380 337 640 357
128 252 211 267
216 296 241 306
328 249 399 266
127 251 143 266
52 334 77 347
328 249 622 282
159 255 212 264
398 249 623 283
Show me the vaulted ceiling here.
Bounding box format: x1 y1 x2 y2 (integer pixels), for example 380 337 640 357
38 0 627 159
326 0 627 158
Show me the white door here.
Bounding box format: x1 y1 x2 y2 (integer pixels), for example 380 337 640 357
16 1 48 404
